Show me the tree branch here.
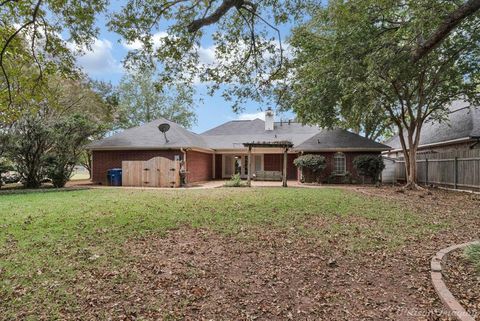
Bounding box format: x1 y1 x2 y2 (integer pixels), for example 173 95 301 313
412 0 480 62
187 0 244 33
0 0 42 106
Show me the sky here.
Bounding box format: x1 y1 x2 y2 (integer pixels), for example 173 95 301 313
73 2 297 134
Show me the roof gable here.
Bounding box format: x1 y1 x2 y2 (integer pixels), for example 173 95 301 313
295 129 391 151
386 100 480 150
87 118 209 150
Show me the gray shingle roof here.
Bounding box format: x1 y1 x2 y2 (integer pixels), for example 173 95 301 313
294 129 390 151
385 100 480 150
200 119 322 149
88 117 390 152
87 118 209 150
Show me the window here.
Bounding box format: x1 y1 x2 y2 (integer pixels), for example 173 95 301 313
333 152 346 174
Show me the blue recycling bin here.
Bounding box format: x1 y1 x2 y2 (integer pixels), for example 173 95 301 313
107 168 122 186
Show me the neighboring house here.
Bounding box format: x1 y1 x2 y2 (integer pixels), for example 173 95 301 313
384 100 480 158
88 109 390 185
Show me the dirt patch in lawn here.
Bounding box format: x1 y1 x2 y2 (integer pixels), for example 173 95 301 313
71 227 418 320
443 249 480 320
9 186 480 321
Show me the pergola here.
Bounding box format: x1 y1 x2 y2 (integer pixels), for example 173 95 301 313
242 141 294 187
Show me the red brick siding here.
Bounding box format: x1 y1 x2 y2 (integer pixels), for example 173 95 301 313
92 150 182 184
186 150 213 183
263 153 298 180
300 152 381 183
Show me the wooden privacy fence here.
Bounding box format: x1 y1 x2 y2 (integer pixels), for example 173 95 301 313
122 156 181 188
394 149 480 191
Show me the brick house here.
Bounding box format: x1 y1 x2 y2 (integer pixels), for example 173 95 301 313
384 100 480 158
88 109 390 185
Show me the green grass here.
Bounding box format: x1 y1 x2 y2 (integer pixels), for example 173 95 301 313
465 244 480 273
0 187 446 319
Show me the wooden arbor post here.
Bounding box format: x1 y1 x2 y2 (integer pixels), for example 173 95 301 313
247 145 252 187
283 147 288 187
242 141 293 188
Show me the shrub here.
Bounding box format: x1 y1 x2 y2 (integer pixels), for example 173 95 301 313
294 154 326 183
224 173 246 187
43 156 75 188
353 155 385 183
293 154 326 172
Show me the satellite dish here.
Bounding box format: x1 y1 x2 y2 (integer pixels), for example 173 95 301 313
158 123 170 143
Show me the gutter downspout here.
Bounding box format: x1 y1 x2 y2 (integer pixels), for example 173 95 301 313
180 148 188 185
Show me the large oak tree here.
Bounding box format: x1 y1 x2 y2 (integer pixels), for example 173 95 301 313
287 0 480 187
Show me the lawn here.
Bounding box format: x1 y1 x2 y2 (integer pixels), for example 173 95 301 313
0 186 477 320
466 244 480 273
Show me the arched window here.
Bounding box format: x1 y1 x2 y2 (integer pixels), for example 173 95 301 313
333 152 346 174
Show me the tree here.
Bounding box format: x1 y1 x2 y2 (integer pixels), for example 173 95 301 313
0 1 107 110
117 68 197 128
353 156 385 184
4 0 478 115
78 80 120 179
287 0 480 188
0 132 10 188
4 74 114 188
7 112 53 188
45 114 100 188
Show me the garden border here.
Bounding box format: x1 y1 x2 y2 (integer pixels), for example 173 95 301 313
431 240 480 321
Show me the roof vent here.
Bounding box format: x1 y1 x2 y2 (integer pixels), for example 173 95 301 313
158 123 171 143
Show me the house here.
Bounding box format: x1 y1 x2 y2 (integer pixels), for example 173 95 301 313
88 109 390 185
384 100 480 158
382 101 480 190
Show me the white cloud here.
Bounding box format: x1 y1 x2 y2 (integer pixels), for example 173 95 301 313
71 39 123 75
237 111 265 120
198 45 216 65
122 31 169 51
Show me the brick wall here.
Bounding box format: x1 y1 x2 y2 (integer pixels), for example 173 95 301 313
92 150 182 185
300 151 381 183
186 150 213 183
263 153 298 180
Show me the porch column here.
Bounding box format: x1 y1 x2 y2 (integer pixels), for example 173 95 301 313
247 146 252 186
282 147 288 187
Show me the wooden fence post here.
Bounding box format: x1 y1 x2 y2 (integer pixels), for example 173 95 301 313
247 146 252 187
454 157 458 189
282 147 288 187
425 158 429 186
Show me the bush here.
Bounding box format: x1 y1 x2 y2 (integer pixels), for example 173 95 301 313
44 156 74 188
224 173 246 187
293 154 326 172
294 154 326 183
353 155 385 183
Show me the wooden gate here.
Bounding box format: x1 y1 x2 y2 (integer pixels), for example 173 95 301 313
122 157 181 187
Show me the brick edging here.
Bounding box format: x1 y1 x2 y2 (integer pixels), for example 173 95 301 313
431 241 480 321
